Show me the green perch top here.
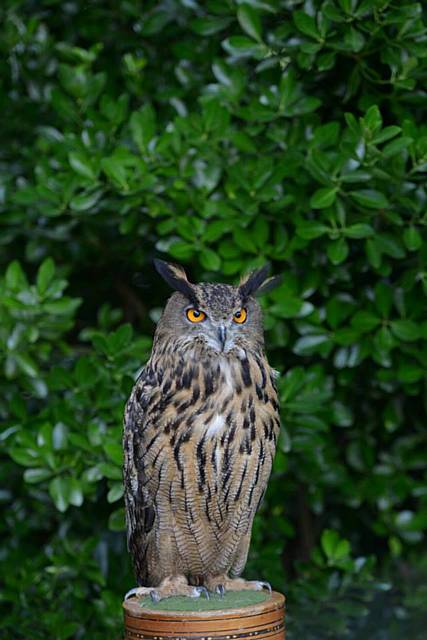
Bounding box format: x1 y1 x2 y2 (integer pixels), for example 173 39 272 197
138 590 269 612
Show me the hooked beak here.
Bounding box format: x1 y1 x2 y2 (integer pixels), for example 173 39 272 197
217 325 227 351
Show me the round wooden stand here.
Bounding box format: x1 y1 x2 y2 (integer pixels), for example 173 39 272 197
123 591 285 640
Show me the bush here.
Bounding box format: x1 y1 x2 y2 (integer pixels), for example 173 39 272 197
1 1 426 638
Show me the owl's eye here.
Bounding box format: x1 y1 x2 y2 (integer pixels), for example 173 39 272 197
233 308 247 324
186 308 206 323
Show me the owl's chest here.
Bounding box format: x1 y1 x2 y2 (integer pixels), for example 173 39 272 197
168 384 278 535
145 351 279 491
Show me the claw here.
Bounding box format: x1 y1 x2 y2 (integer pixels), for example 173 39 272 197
215 584 225 598
150 590 161 603
125 587 140 600
258 581 272 594
195 586 210 600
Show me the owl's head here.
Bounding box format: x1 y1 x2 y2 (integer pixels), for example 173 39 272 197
153 260 280 356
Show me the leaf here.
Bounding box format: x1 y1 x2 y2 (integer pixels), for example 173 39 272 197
36 258 56 295
24 468 52 484
237 5 263 43
327 238 348 264
345 27 365 52
104 442 123 465
390 320 420 342
52 422 69 450
130 104 156 153
271 296 305 319
289 96 321 116
199 248 221 271
68 151 97 180
49 476 70 512
222 36 266 58
203 220 231 243
375 234 405 259
403 226 422 251
230 131 257 153
321 529 351 563
364 105 382 133
44 298 82 315
344 224 374 238
345 112 359 136
107 483 124 503
350 189 389 209
294 11 319 39
351 311 381 332
15 353 39 378
371 126 401 145
321 529 340 558
371 125 402 144
69 190 102 212
375 326 394 352
374 282 393 317
334 538 351 560
68 477 84 507
75 357 97 387
101 156 129 190
84 466 103 483
310 187 338 209
293 334 330 355
97 462 122 480
9 447 39 466
191 16 232 36
202 100 230 133
233 228 258 252
382 136 413 158
366 238 381 268
109 323 133 352
296 221 329 239
5 261 28 290
108 507 126 531
398 362 424 383
326 296 355 329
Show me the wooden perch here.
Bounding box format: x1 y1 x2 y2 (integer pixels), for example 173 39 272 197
123 590 285 640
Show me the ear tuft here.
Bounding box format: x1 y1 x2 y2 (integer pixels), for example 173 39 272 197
239 265 271 299
256 274 282 296
153 259 198 303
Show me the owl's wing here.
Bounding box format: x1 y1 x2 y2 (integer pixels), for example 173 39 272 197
123 366 157 584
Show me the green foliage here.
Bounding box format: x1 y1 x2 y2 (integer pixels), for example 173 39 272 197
1 0 427 638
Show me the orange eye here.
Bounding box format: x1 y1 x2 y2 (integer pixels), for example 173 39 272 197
186 308 206 323
233 308 247 324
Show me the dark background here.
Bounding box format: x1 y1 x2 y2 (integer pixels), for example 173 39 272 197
0 1 426 638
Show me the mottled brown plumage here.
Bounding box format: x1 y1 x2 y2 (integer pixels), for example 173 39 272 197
123 261 281 601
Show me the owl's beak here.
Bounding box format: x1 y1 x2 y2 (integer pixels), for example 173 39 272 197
217 325 227 351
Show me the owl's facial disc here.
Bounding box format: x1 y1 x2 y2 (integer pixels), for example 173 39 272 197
158 280 264 357
184 302 253 354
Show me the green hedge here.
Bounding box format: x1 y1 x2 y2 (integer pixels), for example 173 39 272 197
1 1 426 638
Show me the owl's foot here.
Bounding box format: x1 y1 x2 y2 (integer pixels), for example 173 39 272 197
125 575 210 602
205 575 271 596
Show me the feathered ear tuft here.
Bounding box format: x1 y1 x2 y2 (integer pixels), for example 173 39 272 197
153 259 198 303
256 274 282 295
239 265 281 298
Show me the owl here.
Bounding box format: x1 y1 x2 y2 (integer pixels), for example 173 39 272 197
124 260 281 601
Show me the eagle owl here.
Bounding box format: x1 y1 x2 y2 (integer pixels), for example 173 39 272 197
124 260 281 601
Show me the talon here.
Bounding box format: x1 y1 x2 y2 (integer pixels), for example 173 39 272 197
259 581 272 593
125 587 140 600
196 586 210 600
150 590 161 603
215 584 225 598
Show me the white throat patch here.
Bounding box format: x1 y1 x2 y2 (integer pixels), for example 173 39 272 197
205 414 225 438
